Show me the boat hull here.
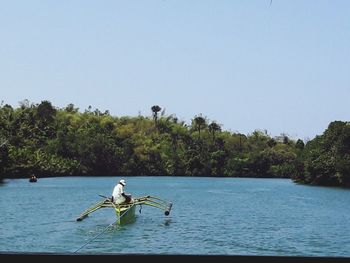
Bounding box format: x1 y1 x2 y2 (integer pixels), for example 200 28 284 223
115 204 136 225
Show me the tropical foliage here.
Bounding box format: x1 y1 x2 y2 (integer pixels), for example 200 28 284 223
0 100 349 187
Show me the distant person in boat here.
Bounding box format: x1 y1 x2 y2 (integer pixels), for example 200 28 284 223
111 179 132 204
29 174 37 182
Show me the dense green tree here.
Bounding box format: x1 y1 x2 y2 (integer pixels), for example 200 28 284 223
2 99 349 187
294 121 350 187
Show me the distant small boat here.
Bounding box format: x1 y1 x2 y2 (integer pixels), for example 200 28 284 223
29 176 37 183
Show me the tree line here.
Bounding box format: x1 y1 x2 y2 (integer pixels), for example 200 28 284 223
0 100 349 187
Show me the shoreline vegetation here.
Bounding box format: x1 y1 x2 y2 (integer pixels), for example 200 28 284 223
0 100 349 188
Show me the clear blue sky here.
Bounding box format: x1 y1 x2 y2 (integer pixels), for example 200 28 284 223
1 0 350 141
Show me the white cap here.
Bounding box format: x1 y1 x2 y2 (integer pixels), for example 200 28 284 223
119 179 126 186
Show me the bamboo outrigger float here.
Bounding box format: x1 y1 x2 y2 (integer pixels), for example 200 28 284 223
76 195 173 225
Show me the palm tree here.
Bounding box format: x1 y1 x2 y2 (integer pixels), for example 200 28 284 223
151 105 161 125
208 122 221 143
193 114 206 140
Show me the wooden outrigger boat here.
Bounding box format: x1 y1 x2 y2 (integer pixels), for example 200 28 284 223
76 195 172 225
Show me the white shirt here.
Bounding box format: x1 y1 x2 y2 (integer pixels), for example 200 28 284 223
112 183 125 204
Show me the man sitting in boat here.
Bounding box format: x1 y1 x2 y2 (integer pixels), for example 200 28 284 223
29 174 37 182
111 179 132 204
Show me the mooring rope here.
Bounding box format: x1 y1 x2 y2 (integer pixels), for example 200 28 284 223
38 220 77 226
73 204 135 253
73 220 116 253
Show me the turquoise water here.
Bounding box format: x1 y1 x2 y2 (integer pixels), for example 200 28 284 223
1 176 350 257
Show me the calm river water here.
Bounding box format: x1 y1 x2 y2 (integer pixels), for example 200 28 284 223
1 176 350 257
